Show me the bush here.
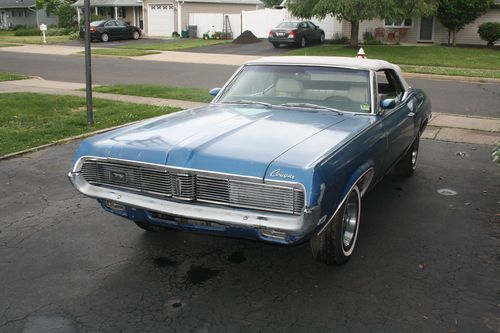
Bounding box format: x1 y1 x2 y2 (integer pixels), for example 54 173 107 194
330 33 349 44
14 28 40 36
363 39 383 45
478 22 500 46
57 3 78 29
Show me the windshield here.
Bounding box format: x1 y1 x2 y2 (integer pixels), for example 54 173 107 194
276 22 300 29
217 65 372 113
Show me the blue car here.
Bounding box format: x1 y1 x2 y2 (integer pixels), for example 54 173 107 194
68 56 431 265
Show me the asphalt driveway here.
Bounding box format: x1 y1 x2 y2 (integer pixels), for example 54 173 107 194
0 139 498 332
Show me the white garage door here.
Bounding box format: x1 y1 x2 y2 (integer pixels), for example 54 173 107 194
148 4 174 36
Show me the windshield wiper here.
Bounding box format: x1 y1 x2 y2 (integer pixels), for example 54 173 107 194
221 100 272 108
279 103 343 116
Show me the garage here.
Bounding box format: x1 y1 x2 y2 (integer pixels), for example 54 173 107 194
147 3 174 36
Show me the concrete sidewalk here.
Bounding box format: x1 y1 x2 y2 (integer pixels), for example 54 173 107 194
0 77 498 145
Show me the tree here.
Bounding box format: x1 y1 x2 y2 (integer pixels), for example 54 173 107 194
436 0 493 46
261 0 283 8
288 0 437 47
36 0 77 28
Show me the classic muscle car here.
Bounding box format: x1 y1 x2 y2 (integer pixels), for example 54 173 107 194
68 56 431 265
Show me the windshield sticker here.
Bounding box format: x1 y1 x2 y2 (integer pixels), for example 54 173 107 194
360 103 370 111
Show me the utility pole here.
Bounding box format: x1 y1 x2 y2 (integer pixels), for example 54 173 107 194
84 0 93 126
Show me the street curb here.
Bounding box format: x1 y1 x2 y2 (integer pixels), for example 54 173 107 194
402 72 500 84
0 121 140 161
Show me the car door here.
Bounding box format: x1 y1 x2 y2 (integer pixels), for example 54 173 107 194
308 21 321 40
378 69 417 172
298 22 310 41
103 20 118 39
115 20 131 39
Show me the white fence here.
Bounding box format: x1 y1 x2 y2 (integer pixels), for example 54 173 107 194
188 9 342 40
242 9 342 39
189 13 241 38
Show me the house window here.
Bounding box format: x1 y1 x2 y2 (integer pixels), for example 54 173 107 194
384 18 413 28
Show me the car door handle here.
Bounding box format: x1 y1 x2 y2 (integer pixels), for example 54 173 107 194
408 112 415 117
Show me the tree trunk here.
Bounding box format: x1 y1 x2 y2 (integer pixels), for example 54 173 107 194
452 29 457 47
350 20 359 47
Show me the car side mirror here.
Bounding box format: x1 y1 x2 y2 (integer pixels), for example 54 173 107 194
209 87 221 97
380 98 396 110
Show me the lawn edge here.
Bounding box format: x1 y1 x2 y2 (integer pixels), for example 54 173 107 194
0 120 141 161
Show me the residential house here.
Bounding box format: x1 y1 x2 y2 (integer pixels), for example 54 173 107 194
73 0 144 28
347 1 500 45
74 0 262 38
0 0 58 29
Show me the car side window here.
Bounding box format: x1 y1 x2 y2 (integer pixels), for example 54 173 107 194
299 22 307 29
104 21 116 27
377 69 404 107
116 20 127 27
308 22 317 29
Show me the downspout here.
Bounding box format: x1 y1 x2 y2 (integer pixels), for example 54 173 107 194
177 0 184 34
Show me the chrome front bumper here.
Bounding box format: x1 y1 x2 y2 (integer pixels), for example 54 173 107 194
68 171 321 239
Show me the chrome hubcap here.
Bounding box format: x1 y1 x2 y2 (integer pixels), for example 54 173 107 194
342 193 359 250
411 148 418 169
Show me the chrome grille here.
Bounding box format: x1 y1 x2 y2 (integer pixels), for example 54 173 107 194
79 160 305 215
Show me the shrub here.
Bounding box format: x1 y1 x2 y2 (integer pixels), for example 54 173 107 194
57 3 78 29
363 39 383 45
330 33 349 44
478 22 500 46
14 28 40 36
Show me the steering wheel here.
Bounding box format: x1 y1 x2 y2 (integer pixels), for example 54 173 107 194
323 95 352 103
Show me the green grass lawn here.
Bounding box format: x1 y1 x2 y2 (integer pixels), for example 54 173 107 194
85 48 161 57
0 43 17 47
92 84 213 103
117 39 230 51
0 93 180 156
0 72 28 81
0 35 71 44
287 45 500 78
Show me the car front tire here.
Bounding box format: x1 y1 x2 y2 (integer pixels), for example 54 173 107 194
132 31 140 40
310 185 361 265
101 32 109 42
396 134 420 176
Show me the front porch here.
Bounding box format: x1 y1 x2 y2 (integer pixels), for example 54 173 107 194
73 0 144 29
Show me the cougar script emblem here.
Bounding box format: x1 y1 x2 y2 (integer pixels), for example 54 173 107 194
270 169 295 180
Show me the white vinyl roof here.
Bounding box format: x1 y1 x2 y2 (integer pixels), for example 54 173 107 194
246 56 401 72
178 0 262 4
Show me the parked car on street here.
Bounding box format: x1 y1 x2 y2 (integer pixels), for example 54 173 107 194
268 21 325 48
80 19 141 42
68 56 431 265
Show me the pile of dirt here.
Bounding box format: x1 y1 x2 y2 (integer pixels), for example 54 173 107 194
233 30 261 44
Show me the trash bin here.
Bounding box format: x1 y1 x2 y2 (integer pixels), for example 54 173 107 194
188 25 197 38
181 30 189 38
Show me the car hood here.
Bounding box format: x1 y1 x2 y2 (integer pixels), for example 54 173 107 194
75 104 363 178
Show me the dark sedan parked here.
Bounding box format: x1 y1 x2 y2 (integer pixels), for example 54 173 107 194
80 20 142 42
268 21 325 48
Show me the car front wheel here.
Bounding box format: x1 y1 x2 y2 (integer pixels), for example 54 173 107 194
310 185 361 265
396 134 420 176
132 31 140 40
101 32 109 42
